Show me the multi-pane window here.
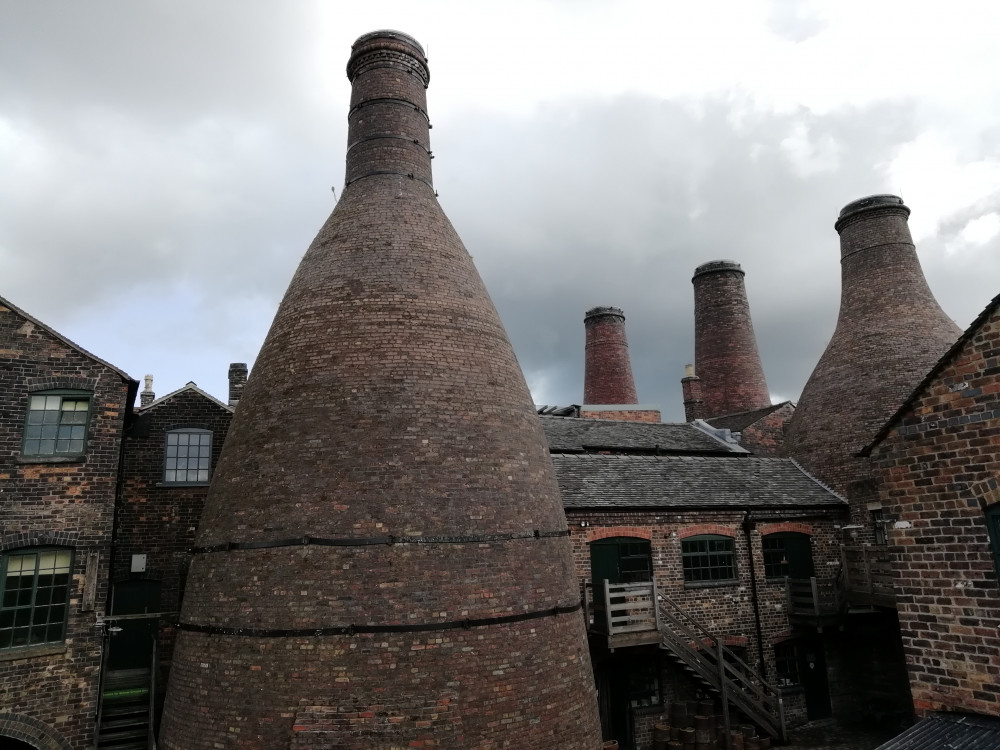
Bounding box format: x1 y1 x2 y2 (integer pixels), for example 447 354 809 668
763 536 789 579
871 508 888 545
774 640 801 688
0 549 72 650
681 535 736 584
762 532 814 580
23 392 89 456
164 429 212 484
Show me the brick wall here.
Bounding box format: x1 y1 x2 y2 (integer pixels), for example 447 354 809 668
567 507 846 725
118 387 233 690
871 299 1000 718
580 408 662 423
0 299 133 750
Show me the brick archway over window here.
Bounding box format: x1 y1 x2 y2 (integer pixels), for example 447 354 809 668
757 522 813 537
586 527 652 542
678 524 735 540
0 714 74 750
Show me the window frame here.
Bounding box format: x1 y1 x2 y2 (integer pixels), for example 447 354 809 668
163 428 213 485
762 532 814 580
774 640 801 689
21 390 91 459
681 534 737 586
0 547 74 651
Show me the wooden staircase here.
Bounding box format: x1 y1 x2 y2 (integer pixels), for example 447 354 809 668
657 596 786 742
96 637 156 750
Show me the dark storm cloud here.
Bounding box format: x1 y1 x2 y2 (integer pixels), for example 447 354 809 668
2 4 996 416
435 95 926 419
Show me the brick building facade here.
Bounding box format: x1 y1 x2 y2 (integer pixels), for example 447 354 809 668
866 293 1000 720
0 294 137 750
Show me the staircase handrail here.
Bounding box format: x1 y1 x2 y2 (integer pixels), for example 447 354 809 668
657 595 785 741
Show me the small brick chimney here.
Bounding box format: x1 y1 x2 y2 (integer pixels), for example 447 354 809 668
139 374 155 407
690 260 771 418
227 362 247 406
681 363 705 421
583 305 638 404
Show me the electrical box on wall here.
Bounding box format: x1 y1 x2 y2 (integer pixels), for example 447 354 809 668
131 554 147 573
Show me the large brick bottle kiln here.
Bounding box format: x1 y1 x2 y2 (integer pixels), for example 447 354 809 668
786 195 960 520
159 30 601 749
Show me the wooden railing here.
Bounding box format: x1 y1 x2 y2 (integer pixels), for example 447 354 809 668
840 545 896 608
585 580 658 636
785 577 842 623
657 597 786 742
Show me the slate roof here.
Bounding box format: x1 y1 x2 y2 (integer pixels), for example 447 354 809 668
140 382 233 413
540 415 744 454
705 401 792 433
875 712 1000 750
552 454 847 509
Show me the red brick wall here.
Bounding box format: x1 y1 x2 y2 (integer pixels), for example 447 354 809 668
0 300 132 750
580 408 661 423
691 261 771 419
871 302 1000 718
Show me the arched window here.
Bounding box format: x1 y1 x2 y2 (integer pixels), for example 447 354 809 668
681 535 736 584
762 532 814 580
1 548 73 650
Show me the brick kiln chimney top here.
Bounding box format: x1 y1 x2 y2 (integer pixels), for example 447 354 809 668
583 305 638 405
689 259 771 418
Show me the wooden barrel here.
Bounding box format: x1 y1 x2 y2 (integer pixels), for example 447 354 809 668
698 699 715 716
758 738 771 749
686 701 701 726
740 724 757 739
730 730 745 750
746 738 761 750
671 701 688 727
694 715 714 745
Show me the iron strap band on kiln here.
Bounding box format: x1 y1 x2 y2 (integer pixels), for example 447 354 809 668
177 602 582 638
191 528 570 554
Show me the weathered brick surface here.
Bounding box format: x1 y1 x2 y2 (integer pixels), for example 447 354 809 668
738 402 794 457
159 30 601 749
0 298 134 750
583 306 639 405
118 385 233 691
579 408 661 423
870 297 1000 718
691 261 772 419
787 196 960 534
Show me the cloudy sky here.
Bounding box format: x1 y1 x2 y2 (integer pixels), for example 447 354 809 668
2 1 998 420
